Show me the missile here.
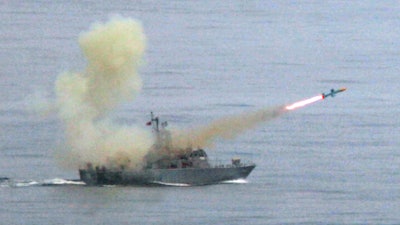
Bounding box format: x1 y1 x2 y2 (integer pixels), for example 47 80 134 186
285 87 347 110
322 87 347 99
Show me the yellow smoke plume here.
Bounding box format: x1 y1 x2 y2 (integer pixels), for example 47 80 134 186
54 17 286 170
55 17 152 169
171 107 284 149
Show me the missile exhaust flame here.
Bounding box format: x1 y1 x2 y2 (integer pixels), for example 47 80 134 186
285 95 324 110
285 87 347 111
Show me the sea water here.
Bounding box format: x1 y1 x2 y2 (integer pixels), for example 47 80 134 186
1 1 399 224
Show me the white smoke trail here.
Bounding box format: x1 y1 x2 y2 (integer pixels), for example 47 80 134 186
171 107 285 149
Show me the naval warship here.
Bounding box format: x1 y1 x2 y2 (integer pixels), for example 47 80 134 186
79 113 256 186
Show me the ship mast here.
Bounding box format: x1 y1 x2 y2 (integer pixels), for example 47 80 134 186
149 112 171 150
150 112 159 132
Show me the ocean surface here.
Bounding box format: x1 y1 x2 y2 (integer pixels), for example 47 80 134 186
1 1 399 224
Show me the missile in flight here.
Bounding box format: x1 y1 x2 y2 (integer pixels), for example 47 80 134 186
285 87 347 110
322 87 347 99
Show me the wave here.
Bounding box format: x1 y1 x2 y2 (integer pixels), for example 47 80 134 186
41 178 85 186
0 178 85 188
151 179 249 186
221 178 248 184
151 181 191 187
0 177 249 188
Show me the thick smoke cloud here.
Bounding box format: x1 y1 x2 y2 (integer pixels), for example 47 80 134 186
55 17 285 170
56 17 152 169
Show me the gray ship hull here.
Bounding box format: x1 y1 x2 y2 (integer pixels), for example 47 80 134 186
79 164 256 186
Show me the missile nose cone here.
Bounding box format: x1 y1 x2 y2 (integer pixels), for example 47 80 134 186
339 87 347 92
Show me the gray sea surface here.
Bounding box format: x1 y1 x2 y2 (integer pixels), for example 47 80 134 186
1 1 399 224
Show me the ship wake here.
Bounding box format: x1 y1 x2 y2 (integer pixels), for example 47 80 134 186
150 181 191 187
221 179 248 184
0 177 85 188
0 177 250 188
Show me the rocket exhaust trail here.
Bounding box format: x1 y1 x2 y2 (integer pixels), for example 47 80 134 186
167 88 347 150
170 107 285 149
285 87 347 111
285 95 324 110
